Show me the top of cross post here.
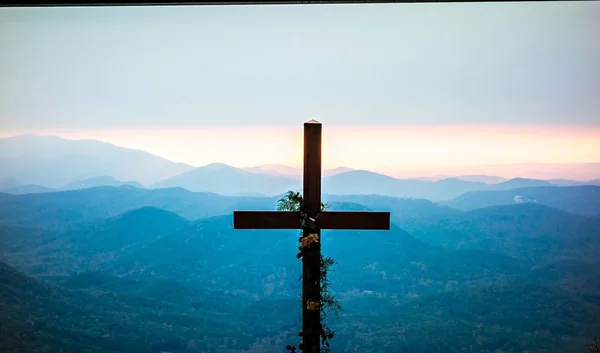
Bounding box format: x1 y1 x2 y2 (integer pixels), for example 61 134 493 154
305 119 321 124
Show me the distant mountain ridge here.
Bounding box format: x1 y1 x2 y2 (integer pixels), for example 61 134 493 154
3 134 600 201
5 164 600 204
66 175 144 190
489 177 553 190
0 134 194 187
152 165 600 202
0 184 56 195
320 171 582 202
244 164 303 178
2 183 598 235
152 163 302 196
454 174 508 183
0 185 275 230
445 185 600 217
0 176 144 195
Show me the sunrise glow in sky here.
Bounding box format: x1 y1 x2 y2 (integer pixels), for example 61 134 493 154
1 3 599 178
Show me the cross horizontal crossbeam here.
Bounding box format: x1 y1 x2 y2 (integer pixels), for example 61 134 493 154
233 210 390 230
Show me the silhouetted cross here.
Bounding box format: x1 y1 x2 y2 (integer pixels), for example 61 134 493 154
233 120 390 353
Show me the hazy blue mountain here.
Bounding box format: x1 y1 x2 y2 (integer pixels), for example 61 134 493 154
548 179 587 186
446 185 600 217
455 162 600 181
409 174 453 181
402 203 600 265
0 134 194 187
489 177 554 190
66 175 145 190
548 178 600 187
67 206 190 254
152 163 301 196
322 171 489 201
0 186 279 231
324 166 354 176
244 164 303 178
322 170 401 195
324 193 462 223
323 174 588 202
1 184 56 194
434 177 489 195
454 174 508 183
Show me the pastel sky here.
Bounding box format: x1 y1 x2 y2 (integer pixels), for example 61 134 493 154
1 3 599 177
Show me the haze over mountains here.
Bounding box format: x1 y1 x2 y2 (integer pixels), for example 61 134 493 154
0 134 194 188
2 134 600 201
2 133 600 352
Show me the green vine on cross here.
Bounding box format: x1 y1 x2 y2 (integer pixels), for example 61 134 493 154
587 336 600 353
278 191 342 353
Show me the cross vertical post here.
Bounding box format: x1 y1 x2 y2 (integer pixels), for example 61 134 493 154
302 120 322 353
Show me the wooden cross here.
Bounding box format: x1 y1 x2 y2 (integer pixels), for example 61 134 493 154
233 120 390 353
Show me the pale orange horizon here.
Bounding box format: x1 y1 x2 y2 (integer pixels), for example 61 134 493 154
2 124 600 180
2 3 600 181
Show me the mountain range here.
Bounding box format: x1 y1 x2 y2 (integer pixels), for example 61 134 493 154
2 133 600 353
1 186 600 352
2 134 600 201
446 185 600 217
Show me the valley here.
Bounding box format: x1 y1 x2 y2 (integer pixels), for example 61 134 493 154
1 184 599 353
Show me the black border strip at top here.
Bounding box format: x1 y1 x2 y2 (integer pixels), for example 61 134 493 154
0 0 546 7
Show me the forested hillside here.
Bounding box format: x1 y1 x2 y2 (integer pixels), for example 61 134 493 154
1 186 599 352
